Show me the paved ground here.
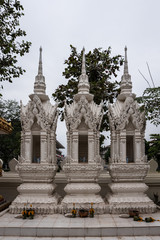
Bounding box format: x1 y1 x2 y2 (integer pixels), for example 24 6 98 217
1 211 160 238
0 237 160 239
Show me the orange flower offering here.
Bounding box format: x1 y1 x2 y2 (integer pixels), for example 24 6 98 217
89 202 95 217
71 203 77 217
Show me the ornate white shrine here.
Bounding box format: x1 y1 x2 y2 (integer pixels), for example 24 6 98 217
106 47 156 213
61 49 105 212
10 48 59 214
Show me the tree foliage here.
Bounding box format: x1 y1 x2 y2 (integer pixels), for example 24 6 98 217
52 45 123 144
137 87 160 126
0 98 21 167
0 0 31 84
147 134 160 160
146 134 160 171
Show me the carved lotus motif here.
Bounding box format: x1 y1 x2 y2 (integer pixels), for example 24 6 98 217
17 163 57 182
63 163 103 181
109 163 149 182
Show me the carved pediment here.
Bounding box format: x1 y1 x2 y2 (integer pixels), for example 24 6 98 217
109 96 145 132
65 96 103 131
21 95 58 131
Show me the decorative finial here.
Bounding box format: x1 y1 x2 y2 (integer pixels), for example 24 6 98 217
118 46 133 100
38 46 43 75
124 46 128 74
75 47 91 99
33 47 47 97
82 47 86 75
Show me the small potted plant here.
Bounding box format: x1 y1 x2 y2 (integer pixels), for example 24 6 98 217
28 204 35 219
129 209 139 218
89 203 95 218
71 203 77 217
79 208 88 218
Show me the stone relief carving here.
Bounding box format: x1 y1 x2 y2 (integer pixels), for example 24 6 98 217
108 96 145 132
65 95 103 131
21 95 58 132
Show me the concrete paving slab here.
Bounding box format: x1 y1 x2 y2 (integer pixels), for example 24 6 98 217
0 212 160 238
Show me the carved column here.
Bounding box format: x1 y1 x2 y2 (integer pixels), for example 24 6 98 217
96 132 100 156
88 130 94 162
112 132 116 163
66 131 70 157
24 131 32 163
135 130 141 162
120 130 126 162
21 131 25 159
50 132 56 163
41 131 47 163
117 131 120 162
94 132 97 158
72 131 78 162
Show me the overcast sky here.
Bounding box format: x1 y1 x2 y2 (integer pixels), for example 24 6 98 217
2 0 160 154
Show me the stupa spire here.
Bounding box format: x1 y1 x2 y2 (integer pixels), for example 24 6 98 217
74 47 93 101
118 46 133 100
32 47 47 99
124 46 129 75
81 47 86 75
38 46 43 75
77 48 90 94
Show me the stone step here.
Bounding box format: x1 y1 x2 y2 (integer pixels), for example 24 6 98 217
1 212 160 237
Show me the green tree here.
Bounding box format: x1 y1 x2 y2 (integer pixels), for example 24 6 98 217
0 98 21 169
0 0 31 85
147 134 160 171
137 87 160 126
52 45 123 145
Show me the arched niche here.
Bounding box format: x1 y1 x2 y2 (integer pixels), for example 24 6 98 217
31 118 42 163
77 118 89 163
126 118 135 163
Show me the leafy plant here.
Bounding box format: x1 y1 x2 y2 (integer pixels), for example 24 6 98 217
137 87 160 126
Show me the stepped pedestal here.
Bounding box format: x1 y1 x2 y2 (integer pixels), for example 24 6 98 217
10 163 59 214
61 163 105 212
106 163 156 213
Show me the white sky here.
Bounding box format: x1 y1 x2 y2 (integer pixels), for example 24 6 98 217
2 0 160 155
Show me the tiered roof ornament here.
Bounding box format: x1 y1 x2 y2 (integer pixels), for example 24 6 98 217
31 47 49 101
74 48 93 102
118 46 135 101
